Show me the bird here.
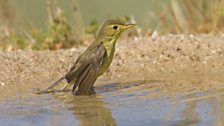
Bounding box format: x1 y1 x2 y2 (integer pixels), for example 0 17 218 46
36 19 135 95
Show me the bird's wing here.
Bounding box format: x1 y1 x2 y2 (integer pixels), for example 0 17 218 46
65 57 93 83
65 43 106 94
74 62 98 94
65 42 101 82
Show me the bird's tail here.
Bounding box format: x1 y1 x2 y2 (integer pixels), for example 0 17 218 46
36 76 65 94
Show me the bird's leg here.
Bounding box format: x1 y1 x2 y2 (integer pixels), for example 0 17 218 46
36 87 72 94
36 77 66 94
37 79 77 94
36 89 71 94
62 82 73 90
38 83 75 95
62 78 77 90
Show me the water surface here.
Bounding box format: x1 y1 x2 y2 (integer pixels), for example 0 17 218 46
0 80 223 126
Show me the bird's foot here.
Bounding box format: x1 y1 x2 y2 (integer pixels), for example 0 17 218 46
73 87 96 96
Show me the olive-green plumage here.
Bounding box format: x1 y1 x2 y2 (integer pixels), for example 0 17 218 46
37 19 135 95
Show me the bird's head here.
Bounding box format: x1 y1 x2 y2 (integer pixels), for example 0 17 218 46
97 19 135 39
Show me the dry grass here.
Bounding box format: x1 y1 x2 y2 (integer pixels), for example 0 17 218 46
148 0 224 34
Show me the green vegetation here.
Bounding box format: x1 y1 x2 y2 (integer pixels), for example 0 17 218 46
0 0 78 50
0 0 224 50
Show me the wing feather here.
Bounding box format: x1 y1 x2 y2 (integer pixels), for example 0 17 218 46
66 43 106 95
74 63 97 94
65 59 92 83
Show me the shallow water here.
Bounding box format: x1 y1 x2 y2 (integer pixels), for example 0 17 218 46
0 80 223 126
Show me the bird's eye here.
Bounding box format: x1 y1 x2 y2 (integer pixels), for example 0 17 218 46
113 25 118 30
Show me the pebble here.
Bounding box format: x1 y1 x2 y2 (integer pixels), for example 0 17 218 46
0 82 5 86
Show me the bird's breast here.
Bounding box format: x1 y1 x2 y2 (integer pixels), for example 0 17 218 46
97 39 116 76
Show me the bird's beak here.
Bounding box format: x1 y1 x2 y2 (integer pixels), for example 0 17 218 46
123 24 136 30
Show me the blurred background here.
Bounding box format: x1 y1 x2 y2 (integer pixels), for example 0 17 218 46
0 0 224 50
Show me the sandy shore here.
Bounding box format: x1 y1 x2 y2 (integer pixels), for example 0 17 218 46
0 34 224 99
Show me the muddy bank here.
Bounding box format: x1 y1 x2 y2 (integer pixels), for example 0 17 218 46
0 34 224 99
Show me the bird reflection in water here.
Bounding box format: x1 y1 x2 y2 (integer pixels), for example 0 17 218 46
54 91 116 126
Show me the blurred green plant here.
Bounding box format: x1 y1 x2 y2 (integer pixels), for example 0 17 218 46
44 4 74 50
1 0 80 50
85 19 99 37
